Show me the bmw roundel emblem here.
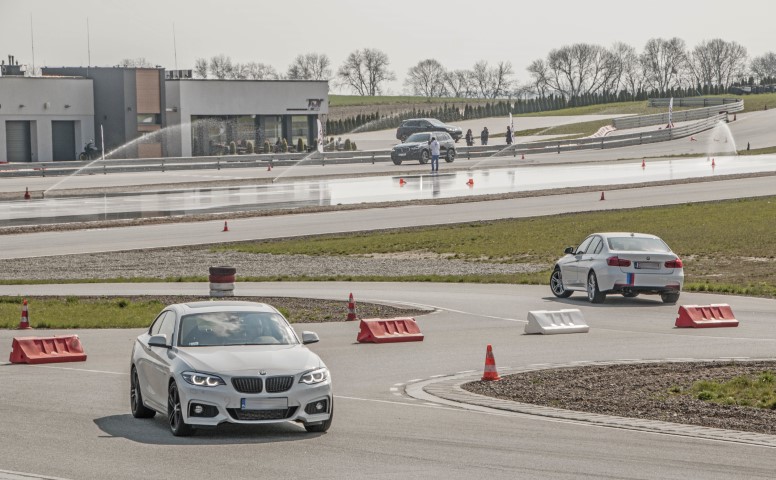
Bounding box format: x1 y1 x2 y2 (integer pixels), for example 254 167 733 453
259 370 267 375
646 256 651 260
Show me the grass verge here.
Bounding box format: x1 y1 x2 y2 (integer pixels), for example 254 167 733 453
678 371 776 409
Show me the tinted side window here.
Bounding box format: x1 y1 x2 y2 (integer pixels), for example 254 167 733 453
588 236 603 255
149 311 169 335
157 313 176 346
575 237 594 254
438 133 450 141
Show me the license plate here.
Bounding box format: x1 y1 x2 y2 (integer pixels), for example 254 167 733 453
241 397 288 410
635 261 659 269
398 153 406 157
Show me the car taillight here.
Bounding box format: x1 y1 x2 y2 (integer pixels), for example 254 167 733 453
606 256 631 267
665 258 683 268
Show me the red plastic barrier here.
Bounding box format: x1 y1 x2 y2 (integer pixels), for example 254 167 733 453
9 335 87 364
356 317 424 343
675 304 739 328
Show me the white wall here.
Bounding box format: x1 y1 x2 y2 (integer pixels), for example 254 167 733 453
0 77 94 162
165 79 329 157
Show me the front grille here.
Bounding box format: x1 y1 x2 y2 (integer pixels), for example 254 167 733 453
232 377 262 393
227 407 298 421
265 376 293 393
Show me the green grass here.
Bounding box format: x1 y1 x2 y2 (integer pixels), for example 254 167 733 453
737 146 776 156
682 371 776 409
0 296 166 329
211 196 776 297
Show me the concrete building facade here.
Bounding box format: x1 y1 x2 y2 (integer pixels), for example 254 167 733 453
0 76 94 162
165 79 328 157
42 67 166 159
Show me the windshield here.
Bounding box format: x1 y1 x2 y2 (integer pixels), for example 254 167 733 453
178 311 298 347
607 237 670 252
427 119 445 126
405 133 431 143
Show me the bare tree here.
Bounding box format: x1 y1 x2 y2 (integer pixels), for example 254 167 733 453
526 58 550 97
193 58 209 78
405 59 447 97
688 39 747 88
470 60 492 97
615 43 643 96
544 44 619 102
209 54 233 80
287 53 331 80
750 52 776 83
117 57 152 68
640 37 688 92
337 48 395 96
244 62 279 80
443 69 473 98
490 61 514 98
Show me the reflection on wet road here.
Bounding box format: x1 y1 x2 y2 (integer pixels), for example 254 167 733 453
2 155 774 226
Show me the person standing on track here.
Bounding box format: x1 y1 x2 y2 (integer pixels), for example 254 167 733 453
480 127 489 145
429 136 440 173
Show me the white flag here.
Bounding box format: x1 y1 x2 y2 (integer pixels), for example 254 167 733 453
509 112 514 132
668 97 673 127
317 118 324 153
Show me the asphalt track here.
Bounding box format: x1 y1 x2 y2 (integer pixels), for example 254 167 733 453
1 110 776 479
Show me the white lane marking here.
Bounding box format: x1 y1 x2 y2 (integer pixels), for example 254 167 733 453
28 365 126 375
456 370 476 374
407 378 423 383
0 468 74 480
393 383 404 387
370 299 525 323
429 374 446 378
389 387 399 392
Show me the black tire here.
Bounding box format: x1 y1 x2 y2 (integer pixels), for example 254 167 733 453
661 292 680 304
209 266 237 276
622 292 639 298
445 149 456 163
392 158 402 165
304 399 333 433
78 153 88 161
419 150 430 165
587 271 606 304
130 367 156 419
168 381 194 437
550 267 573 298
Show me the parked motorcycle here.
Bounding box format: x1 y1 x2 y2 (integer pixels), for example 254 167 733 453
78 140 102 160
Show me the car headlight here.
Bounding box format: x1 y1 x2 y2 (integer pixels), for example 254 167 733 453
299 367 329 385
182 371 225 387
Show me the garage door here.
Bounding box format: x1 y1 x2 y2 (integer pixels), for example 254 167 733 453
52 121 76 161
6 121 32 162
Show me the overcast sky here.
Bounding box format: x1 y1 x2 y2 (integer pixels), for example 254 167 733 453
1 0 772 93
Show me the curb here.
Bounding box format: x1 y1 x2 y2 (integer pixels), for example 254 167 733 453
405 357 776 448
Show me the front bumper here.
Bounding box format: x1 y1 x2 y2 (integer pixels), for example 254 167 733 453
177 376 332 427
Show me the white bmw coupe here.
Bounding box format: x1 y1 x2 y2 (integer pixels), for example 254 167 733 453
550 232 684 304
130 301 332 436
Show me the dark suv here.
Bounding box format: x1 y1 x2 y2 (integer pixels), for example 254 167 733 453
396 118 463 142
391 132 456 165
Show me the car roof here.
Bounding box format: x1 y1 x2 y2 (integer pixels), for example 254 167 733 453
592 232 662 239
170 301 279 314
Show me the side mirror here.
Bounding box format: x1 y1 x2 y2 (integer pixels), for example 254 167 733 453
148 334 170 348
564 247 575 255
301 331 320 345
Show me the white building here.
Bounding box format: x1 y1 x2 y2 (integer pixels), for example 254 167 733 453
0 76 94 162
165 79 329 157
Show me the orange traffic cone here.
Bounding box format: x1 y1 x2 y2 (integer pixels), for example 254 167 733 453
24 187 31 200
399 178 406 186
600 191 606 201
222 221 229 232
346 293 357 321
481 344 501 381
18 299 31 330
641 158 646 168
466 178 474 186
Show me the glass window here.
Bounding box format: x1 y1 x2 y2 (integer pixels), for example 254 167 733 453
588 236 603 255
178 311 298 347
290 115 309 150
608 237 670 252
406 133 431 143
149 311 169 335
157 314 175 346
261 116 283 146
575 236 594 254
137 114 160 125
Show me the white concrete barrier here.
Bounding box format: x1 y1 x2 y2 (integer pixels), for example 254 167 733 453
524 309 589 335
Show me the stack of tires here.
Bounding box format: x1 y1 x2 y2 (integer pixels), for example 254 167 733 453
209 266 236 297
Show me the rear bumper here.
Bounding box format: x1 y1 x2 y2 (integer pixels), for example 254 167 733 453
604 271 683 293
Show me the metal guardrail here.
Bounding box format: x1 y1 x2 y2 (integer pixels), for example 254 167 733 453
648 97 741 107
614 99 743 129
0 104 738 178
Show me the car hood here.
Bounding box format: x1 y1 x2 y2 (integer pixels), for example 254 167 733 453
394 140 428 149
174 344 323 376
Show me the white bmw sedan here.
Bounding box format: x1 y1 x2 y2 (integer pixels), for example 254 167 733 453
130 301 333 436
550 232 684 304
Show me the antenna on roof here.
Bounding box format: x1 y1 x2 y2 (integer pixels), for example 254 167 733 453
30 14 36 75
173 22 178 71
86 17 91 74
